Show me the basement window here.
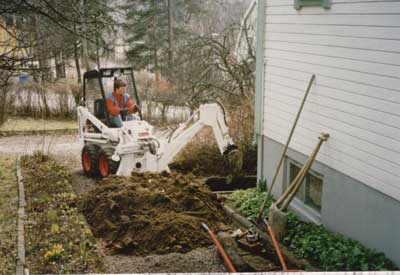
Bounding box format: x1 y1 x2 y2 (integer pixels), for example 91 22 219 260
287 160 323 212
294 0 330 10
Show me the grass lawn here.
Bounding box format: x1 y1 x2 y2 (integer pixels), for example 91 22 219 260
0 117 77 132
0 157 18 273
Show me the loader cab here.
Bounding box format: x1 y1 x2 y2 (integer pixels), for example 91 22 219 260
82 67 142 128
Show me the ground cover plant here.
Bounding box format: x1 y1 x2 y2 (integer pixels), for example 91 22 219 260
21 153 103 273
228 188 397 271
0 157 18 273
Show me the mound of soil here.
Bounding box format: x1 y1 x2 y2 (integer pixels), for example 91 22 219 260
81 172 228 256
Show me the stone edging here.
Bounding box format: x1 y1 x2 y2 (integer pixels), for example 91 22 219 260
16 157 28 275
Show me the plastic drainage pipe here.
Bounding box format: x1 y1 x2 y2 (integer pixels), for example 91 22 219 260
201 223 237 273
263 218 288 271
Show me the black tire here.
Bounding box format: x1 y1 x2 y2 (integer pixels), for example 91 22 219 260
103 148 120 175
98 148 120 178
82 144 101 177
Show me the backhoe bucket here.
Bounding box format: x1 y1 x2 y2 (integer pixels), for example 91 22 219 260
224 144 243 174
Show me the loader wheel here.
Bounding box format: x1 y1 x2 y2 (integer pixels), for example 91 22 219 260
82 144 101 177
98 148 120 178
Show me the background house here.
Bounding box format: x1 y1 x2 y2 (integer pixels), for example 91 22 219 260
234 0 257 61
254 0 400 266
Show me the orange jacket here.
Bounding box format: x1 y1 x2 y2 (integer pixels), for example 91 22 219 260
105 91 135 116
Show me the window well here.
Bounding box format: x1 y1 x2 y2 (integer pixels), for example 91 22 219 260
288 161 324 212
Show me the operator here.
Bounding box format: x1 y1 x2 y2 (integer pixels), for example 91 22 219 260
105 79 139 127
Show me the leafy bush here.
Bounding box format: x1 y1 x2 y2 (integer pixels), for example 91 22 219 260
69 83 82 106
284 216 396 271
14 81 76 119
228 187 272 220
228 188 397 271
53 82 76 119
0 82 15 126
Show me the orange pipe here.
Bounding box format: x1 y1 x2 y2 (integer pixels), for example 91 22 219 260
264 218 288 271
202 223 236 273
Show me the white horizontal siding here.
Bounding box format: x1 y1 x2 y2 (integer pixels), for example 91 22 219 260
266 41 400 65
264 95 400 167
263 0 400 200
267 0 400 5
265 65 400 103
266 49 400 78
267 14 400 27
268 1 400 14
267 24 400 40
265 57 400 92
266 75 400 123
266 32 400 55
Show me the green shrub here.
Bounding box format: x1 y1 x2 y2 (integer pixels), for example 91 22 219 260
228 188 397 271
284 216 396 271
228 187 272 220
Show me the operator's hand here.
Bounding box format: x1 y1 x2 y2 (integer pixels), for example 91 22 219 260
132 104 140 113
120 108 128 116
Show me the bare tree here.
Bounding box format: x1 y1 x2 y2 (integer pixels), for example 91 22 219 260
171 23 255 111
0 0 116 84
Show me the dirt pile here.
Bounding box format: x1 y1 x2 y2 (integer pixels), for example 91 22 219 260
81 172 228 255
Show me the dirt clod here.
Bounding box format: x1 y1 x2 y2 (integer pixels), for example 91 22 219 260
81 172 228 256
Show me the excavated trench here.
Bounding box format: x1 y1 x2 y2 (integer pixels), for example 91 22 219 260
205 176 257 191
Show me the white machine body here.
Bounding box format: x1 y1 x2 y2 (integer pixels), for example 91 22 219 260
77 103 236 176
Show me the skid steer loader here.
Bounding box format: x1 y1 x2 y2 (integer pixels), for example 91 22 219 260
77 67 241 178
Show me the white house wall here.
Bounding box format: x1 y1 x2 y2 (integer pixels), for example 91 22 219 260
263 0 400 200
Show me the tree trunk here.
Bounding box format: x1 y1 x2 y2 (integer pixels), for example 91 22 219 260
168 0 174 71
34 15 52 82
0 88 6 125
152 16 159 83
154 48 159 82
96 33 101 70
74 41 82 83
81 0 91 70
55 51 66 79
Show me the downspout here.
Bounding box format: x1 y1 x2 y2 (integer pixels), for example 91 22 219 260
254 0 266 181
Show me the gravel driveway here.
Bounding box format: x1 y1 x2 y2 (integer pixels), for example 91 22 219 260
0 134 81 156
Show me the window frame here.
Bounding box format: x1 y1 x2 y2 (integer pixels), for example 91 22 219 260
286 159 324 212
294 0 331 10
